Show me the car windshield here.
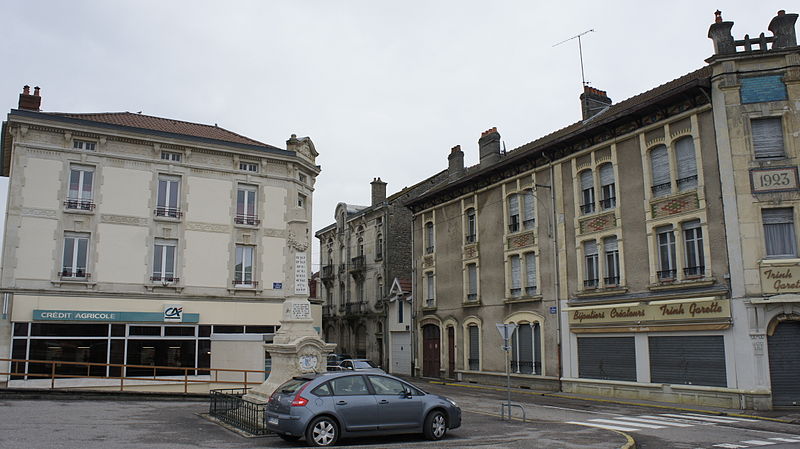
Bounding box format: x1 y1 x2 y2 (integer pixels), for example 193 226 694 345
278 377 310 394
353 360 377 369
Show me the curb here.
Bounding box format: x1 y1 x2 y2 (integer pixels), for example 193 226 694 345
0 387 208 401
426 380 795 425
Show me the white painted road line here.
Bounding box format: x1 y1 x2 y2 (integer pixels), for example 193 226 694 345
769 437 800 443
712 444 748 448
566 421 638 432
614 416 694 427
638 414 712 425
661 413 749 424
740 440 776 446
588 418 666 429
683 413 757 422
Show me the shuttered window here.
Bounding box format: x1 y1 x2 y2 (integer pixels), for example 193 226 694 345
650 145 671 197
649 336 726 387
522 190 535 229
578 337 636 381
580 170 595 214
583 241 598 287
468 325 480 370
675 137 698 190
510 255 521 297
683 220 704 276
525 252 537 295
467 263 478 299
603 236 619 286
763 208 797 258
656 225 676 280
508 194 520 232
599 163 616 209
752 117 785 159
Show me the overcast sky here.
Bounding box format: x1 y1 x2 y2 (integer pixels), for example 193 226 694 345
0 1 792 269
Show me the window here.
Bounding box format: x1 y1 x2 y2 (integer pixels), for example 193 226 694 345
160 151 181 162
507 194 520 232
599 163 616 209
375 233 383 260
650 145 671 197
683 220 704 277
155 175 181 218
511 323 541 375
752 117 785 159
580 170 595 214
522 190 535 230
62 232 89 278
299 173 307 183
425 222 434 254
357 236 364 256
675 137 698 191
152 239 177 283
763 208 797 258
239 161 259 172
368 375 409 395
425 272 435 307
73 140 96 151
467 263 478 301
603 236 620 286
234 245 255 287
297 193 306 209
583 241 599 288
235 185 259 225
510 255 522 297
397 299 404 324
656 225 676 280
468 324 480 371
465 208 476 243
525 253 537 295
66 165 94 210
330 375 370 396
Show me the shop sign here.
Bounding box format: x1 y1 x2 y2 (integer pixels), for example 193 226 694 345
568 298 730 326
760 264 800 294
33 309 199 323
163 304 183 322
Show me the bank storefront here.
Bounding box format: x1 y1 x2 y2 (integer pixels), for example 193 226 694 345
8 295 286 380
561 293 760 408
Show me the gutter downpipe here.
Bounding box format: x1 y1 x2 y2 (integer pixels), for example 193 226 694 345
542 152 562 391
410 214 417 378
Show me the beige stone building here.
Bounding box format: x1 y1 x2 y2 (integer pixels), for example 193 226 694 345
0 87 320 384
406 10 799 409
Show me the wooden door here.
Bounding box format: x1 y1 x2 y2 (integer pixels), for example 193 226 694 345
422 324 440 378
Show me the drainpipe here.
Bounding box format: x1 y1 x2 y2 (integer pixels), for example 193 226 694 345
542 152 562 391
410 214 417 377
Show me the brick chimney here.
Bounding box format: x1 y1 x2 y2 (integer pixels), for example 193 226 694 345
18 85 42 111
769 10 799 48
371 177 387 206
478 127 501 166
580 86 612 120
448 145 464 178
708 10 736 55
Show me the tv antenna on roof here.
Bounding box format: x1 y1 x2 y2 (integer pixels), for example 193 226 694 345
553 29 595 87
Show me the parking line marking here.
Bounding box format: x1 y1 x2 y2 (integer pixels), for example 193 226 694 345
614 416 693 427
588 418 666 429
566 421 639 432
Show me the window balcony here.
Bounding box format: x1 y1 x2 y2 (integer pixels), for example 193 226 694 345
677 175 698 190
524 286 537 296
683 265 705 277
651 182 672 196
424 298 436 309
468 358 479 371
60 269 90 279
150 275 179 283
603 276 620 287
465 234 476 244
599 197 616 209
510 287 522 297
657 269 676 282
322 304 334 317
154 206 182 219
510 360 536 375
232 280 258 288
321 265 335 281
523 218 535 230
345 302 366 315
583 279 599 289
234 214 261 226
580 203 596 214
507 222 519 233
425 246 435 254
349 255 366 276
466 293 478 302
64 199 95 211
338 264 347 274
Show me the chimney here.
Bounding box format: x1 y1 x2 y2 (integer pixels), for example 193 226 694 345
580 86 612 120
371 177 387 206
769 10 799 49
708 10 736 55
478 127 501 166
448 145 464 178
18 85 42 111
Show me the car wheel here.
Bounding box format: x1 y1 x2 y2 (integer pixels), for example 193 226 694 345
305 416 339 447
277 433 300 442
424 410 448 441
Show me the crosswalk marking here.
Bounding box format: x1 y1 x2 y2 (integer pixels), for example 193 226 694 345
768 437 800 443
565 421 638 432
612 416 694 427
638 414 714 425
712 444 747 448
660 413 750 424
740 441 775 446
587 418 666 429
683 413 757 423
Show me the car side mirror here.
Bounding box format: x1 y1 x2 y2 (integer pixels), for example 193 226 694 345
403 391 413 399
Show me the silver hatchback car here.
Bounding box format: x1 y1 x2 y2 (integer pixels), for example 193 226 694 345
265 371 461 447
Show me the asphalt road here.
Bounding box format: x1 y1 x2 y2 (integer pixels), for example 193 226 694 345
2 379 800 449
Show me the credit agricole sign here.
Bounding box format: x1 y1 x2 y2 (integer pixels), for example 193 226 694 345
760 264 800 294
568 298 730 326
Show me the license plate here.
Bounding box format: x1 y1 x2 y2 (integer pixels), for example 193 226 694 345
268 417 279 426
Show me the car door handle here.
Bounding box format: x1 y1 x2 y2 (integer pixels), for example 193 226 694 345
378 400 389 404
336 400 348 405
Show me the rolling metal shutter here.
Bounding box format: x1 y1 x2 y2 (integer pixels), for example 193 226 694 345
649 336 726 387
577 336 636 381
468 325 480 370
768 321 800 406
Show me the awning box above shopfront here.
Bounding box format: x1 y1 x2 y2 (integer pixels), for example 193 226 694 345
566 297 730 332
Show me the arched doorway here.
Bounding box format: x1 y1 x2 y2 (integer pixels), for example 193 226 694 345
768 319 800 406
422 324 440 378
